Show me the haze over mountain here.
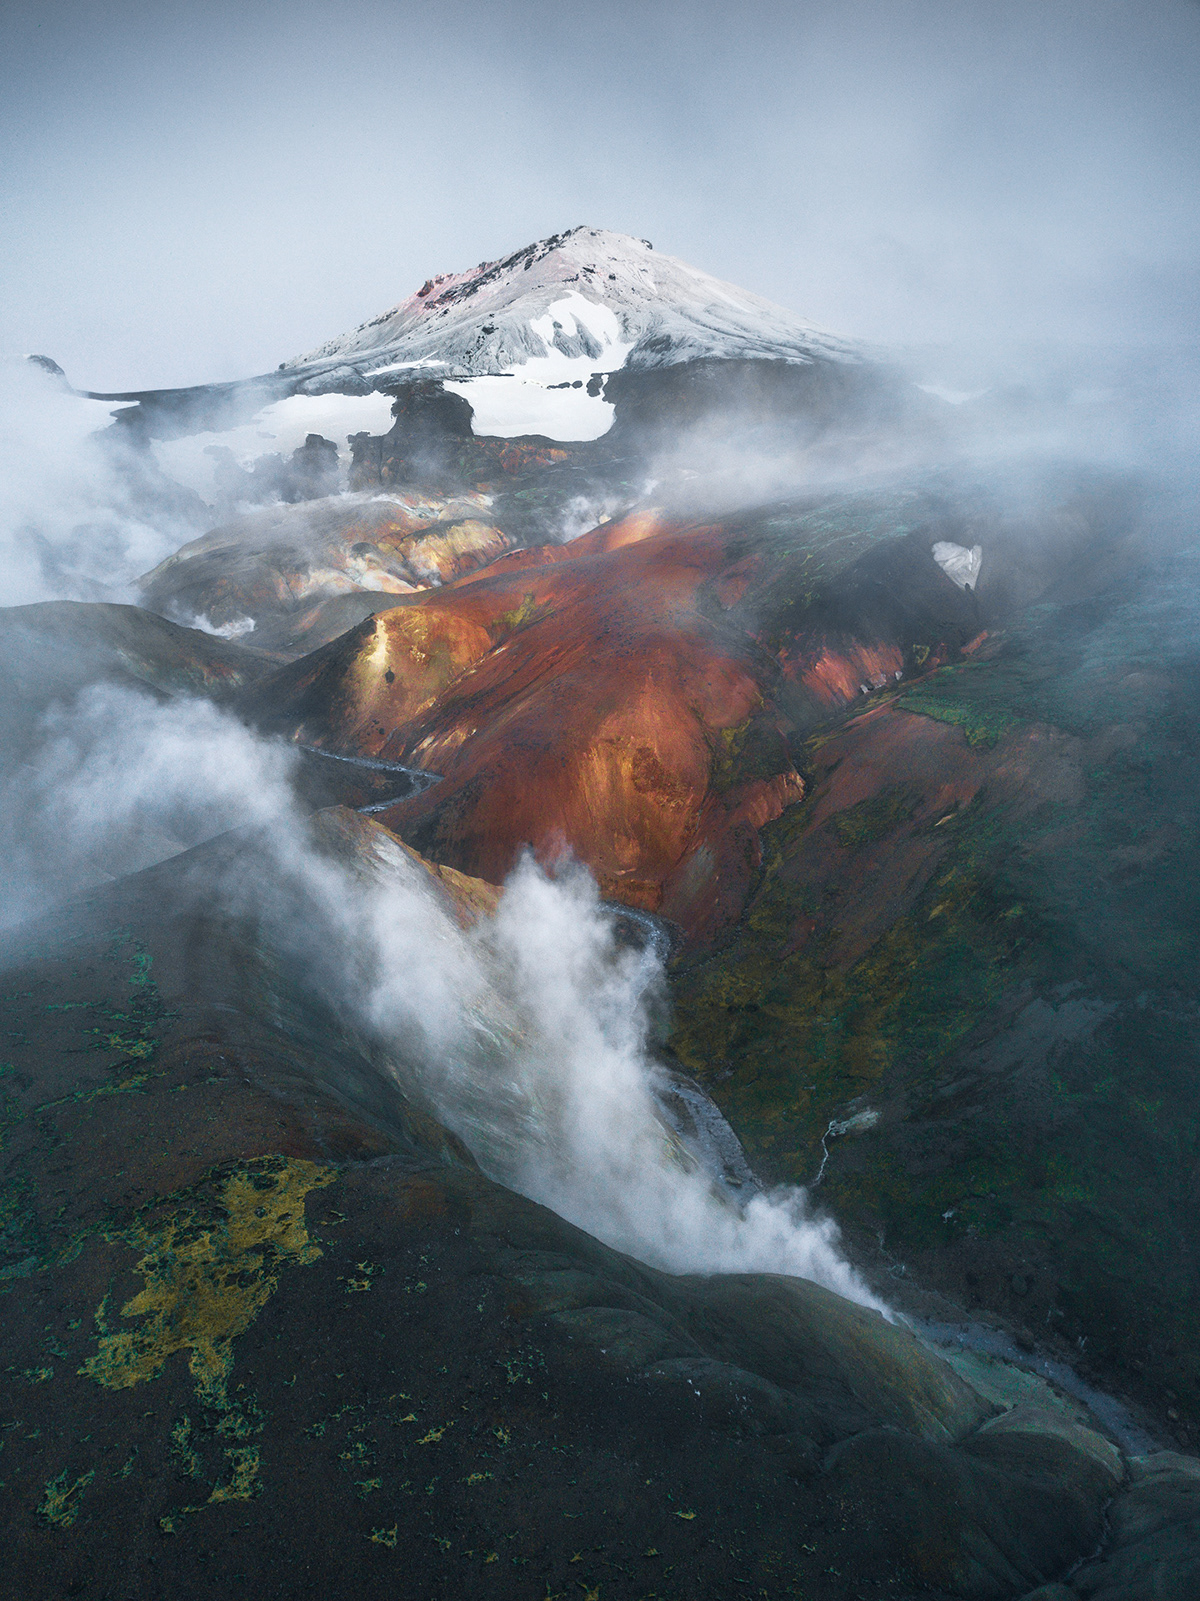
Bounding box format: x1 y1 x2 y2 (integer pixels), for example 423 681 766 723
2 205 1200 1601
6 2 1200 392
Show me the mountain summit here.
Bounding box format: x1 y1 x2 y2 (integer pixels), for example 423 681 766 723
282 227 857 394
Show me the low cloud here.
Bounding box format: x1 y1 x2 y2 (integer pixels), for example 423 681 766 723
0 360 206 608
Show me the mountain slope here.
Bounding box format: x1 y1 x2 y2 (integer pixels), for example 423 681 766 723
281 226 859 392
70 228 869 466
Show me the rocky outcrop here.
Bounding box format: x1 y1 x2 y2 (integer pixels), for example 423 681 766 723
137 492 514 650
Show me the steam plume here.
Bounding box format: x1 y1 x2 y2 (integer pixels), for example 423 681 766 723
0 683 881 1308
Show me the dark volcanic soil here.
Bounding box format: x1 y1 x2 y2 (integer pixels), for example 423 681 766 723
0 812 1177 1601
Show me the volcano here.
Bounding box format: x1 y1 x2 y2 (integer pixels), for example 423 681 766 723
73 228 882 506
5 230 1200 1601
282 225 858 392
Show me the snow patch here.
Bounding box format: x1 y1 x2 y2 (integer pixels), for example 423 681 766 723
932 541 983 590
446 377 616 441
444 291 634 440
524 292 633 377
68 393 139 430
364 358 448 377
153 393 397 498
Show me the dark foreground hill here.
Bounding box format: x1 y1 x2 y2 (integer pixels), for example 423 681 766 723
1 809 1195 1601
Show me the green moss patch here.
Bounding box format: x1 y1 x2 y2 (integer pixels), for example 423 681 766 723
896 690 1017 747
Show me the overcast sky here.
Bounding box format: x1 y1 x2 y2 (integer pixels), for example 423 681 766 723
3 0 1198 389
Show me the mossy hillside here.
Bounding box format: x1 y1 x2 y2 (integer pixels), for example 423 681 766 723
829 785 919 847
83 1157 334 1402
1 935 175 1291
1 1111 982 1600
669 581 1200 1432
896 687 1017 748
670 792 1039 1210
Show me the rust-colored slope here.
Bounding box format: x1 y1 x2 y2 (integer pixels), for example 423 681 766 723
243 604 495 743
244 475 1102 939
244 514 738 755
245 516 806 934
398 618 799 923
449 507 671 586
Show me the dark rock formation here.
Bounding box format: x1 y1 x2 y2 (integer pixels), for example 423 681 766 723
346 381 474 491
202 432 340 506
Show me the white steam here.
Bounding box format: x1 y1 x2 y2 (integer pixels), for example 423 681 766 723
556 492 630 544
0 361 202 607
0 683 299 923
169 607 258 638
0 682 880 1309
480 858 876 1294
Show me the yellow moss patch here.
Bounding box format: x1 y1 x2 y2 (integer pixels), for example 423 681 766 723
206 1445 261 1505
170 1415 203 1478
80 1157 334 1520
81 1157 334 1405
38 1467 95 1527
493 590 544 636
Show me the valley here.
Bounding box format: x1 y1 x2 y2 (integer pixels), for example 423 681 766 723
2 229 1197 1601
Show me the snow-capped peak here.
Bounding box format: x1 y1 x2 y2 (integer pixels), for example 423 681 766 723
282 227 857 393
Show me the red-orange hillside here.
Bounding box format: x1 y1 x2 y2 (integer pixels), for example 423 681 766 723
243 494 1007 938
